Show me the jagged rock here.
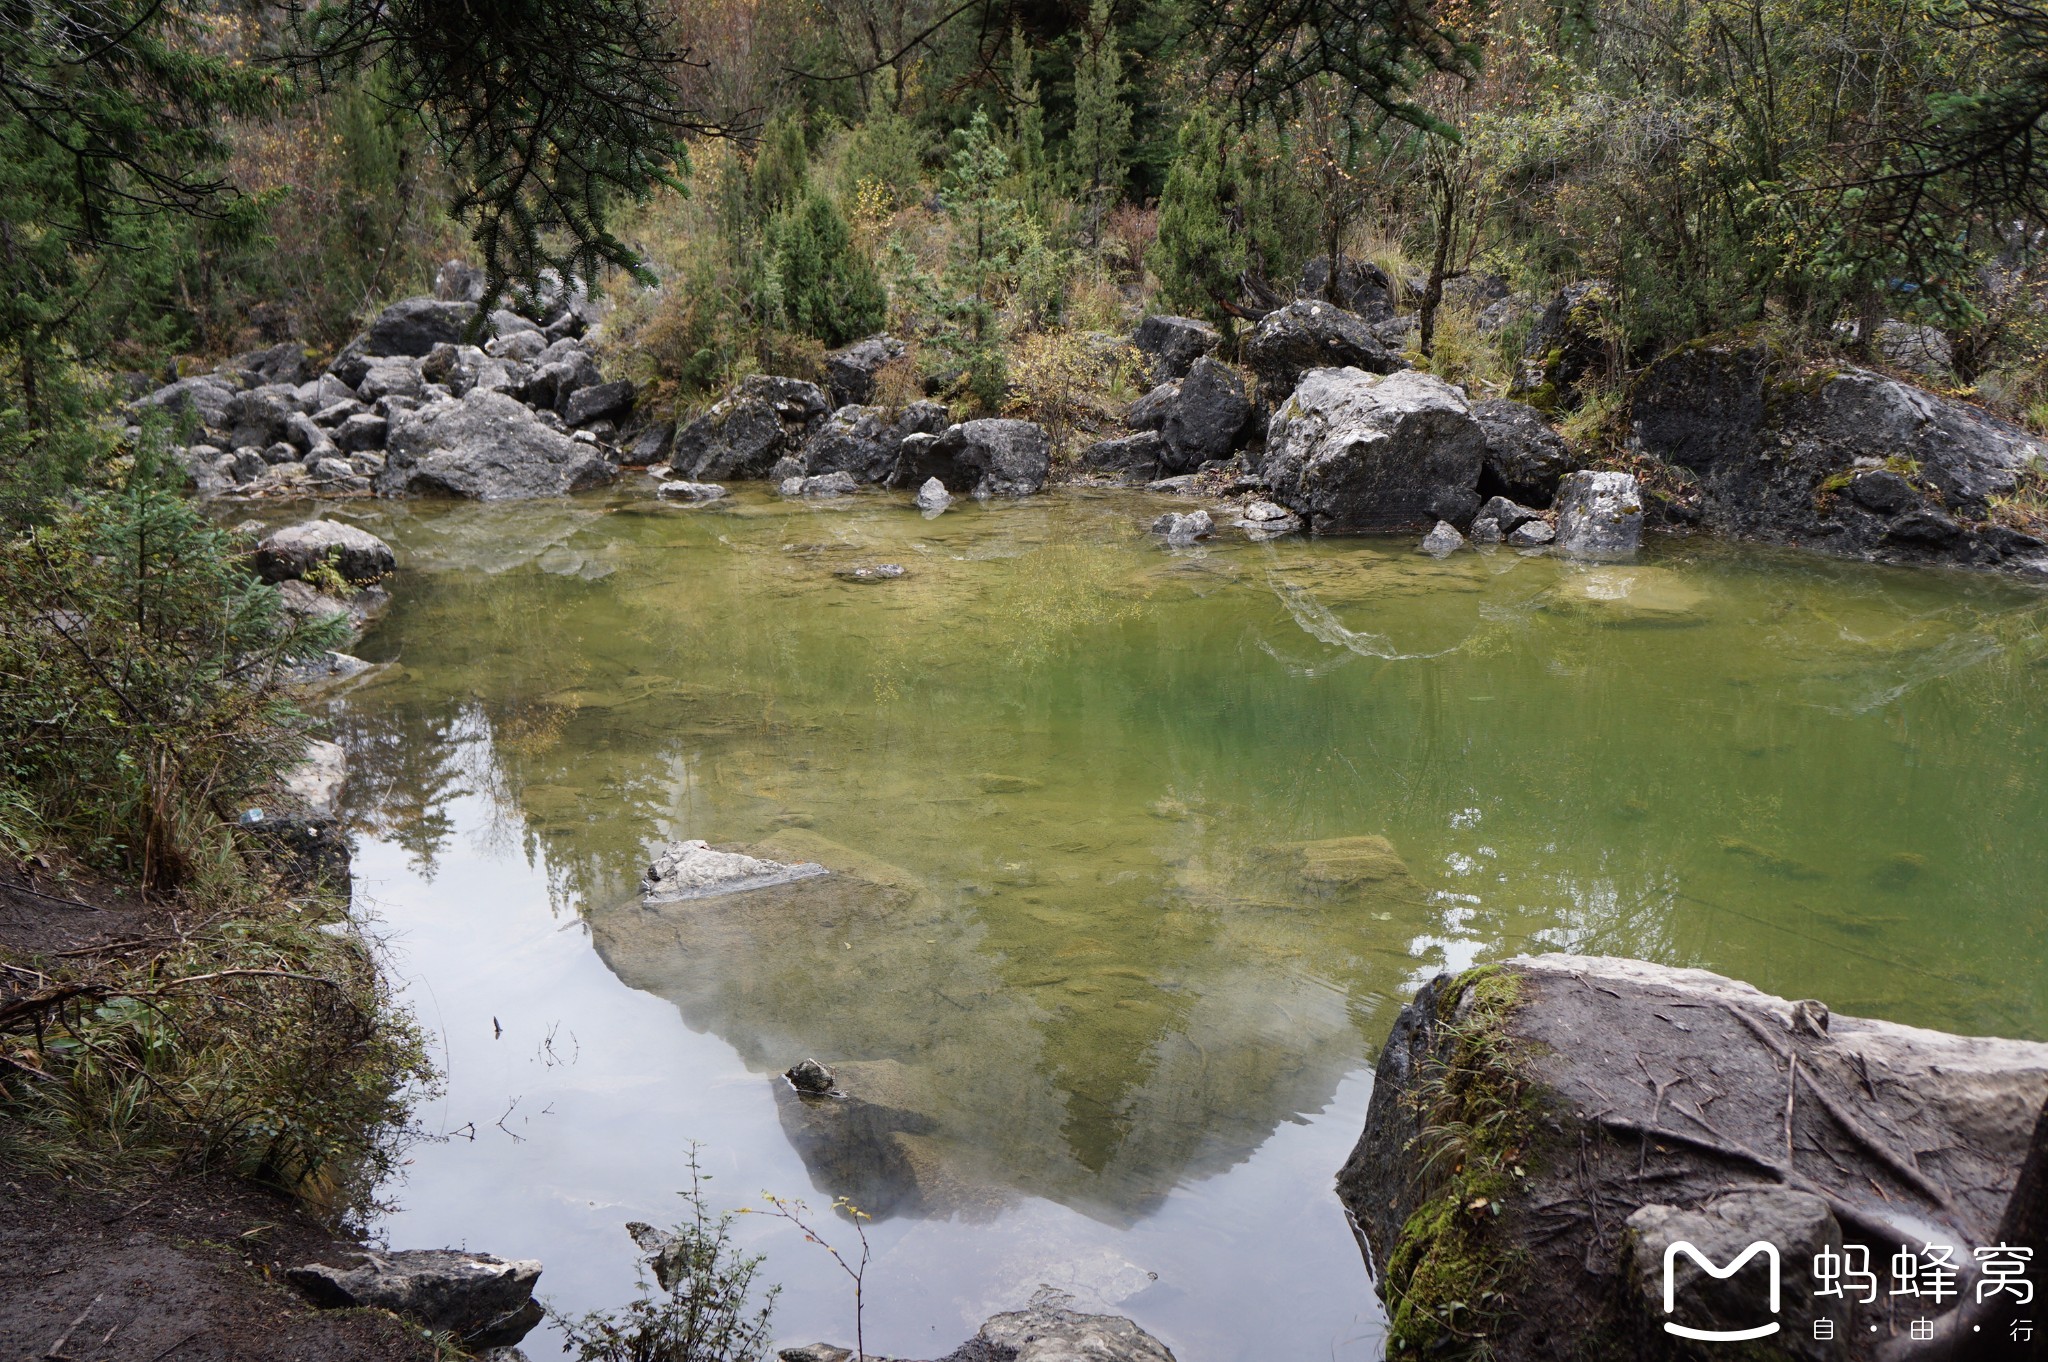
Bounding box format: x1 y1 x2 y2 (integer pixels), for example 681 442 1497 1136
1079 431 1164 479
623 421 674 466
223 386 303 450
486 328 548 363
656 480 726 502
1340 956 2048 1362
253 520 396 585
1255 367 1486 533
891 399 951 441
1473 398 1574 504
1150 509 1213 546
922 420 1051 498
1476 494 1543 531
801 405 897 484
1124 381 1181 432
1233 499 1301 538
364 297 480 357
133 376 237 430
1243 300 1401 399
1628 340 2048 573
641 839 828 903
288 1251 542 1349
1469 516 1502 544
1552 470 1643 559
334 413 388 453
1417 520 1464 556
377 389 615 499
1507 518 1555 547
672 374 832 481
357 359 425 404
1300 255 1396 322
786 1058 837 1093
1441 272 1512 310
1512 280 1613 408
1160 357 1252 472
563 378 633 427
915 476 952 513
311 397 365 427
1132 314 1221 382
824 335 907 407
780 470 859 498
1477 291 1535 336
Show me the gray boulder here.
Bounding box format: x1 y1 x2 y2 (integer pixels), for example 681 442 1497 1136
357 359 425 404
566 378 635 427
672 374 832 481
1124 381 1181 432
642 839 827 903
486 327 548 363
1469 516 1502 544
1476 494 1543 531
223 386 302 450
1507 518 1556 547
377 389 616 499
890 399 952 442
780 470 860 498
288 1250 542 1348
915 476 952 513
1626 1190 1845 1358
364 296 480 357
1473 398 1574 504
1234 499 1302 538
133 376 237 431
1079 431 1164 479
1255 367 1486 533
1160 357 1252 472
232 342 313 387
1417 520 1464 556
1477 290 1535 336
1628 339 2048 573
824 335 907 407
961 1290 1178 1362
624 421 674 466
1132 314 1221 381
1512 280 1612 408
1244 301 1401 399
1552 470 1643 559
801 405 898 484
925 420 1051 498
334 412 389 453
1873 319 1953 378
1300 256 1395 321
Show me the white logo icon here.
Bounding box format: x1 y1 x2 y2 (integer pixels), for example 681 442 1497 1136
1662 1240 1782 1342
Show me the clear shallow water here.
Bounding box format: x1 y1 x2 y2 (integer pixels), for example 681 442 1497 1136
302 485 2048 1359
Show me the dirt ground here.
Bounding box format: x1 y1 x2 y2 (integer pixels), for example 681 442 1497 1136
0 863 437 1362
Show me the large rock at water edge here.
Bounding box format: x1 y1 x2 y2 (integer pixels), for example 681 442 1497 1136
377 389 615 499
912 420 1051 498
253 519 396 585
1160 357 1251 472
800 404 898 484
288 1250 542 1348
1080 430 1164 479
672 374 832 480
1473 398 1574 504
1243 300 1401 399
1628 339 2048 573
1132 314 1220 382
1256 367 1486 533
1340 955 2048 1361
363 297 480 357
1551 470 1642 559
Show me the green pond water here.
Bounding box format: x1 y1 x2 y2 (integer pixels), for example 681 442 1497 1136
301 484 2048 1359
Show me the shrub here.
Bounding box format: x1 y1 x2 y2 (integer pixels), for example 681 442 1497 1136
770 192 888 347
0 484 343 889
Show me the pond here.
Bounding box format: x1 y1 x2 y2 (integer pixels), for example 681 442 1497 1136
309 484 2048 1360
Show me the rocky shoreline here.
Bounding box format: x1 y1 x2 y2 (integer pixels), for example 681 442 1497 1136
131 260 2048 584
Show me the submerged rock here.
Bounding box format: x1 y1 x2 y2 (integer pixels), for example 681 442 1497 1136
1506 518 1555 548
288 1250 542 1348
1150 508 1213 546
915 475 952 513
1256 367 1486 533
641 839 829 903
833 563 907 583
1542 566 1706 625
656 479 727 502
780 470 860 498
1234 498 1302 538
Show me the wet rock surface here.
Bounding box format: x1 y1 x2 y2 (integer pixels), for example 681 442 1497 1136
640 839 829 903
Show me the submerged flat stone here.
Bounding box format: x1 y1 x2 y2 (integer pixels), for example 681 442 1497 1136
641 838 828 903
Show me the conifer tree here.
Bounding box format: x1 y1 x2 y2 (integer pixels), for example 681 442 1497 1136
1068 0 1133 242
1153 111 1242 324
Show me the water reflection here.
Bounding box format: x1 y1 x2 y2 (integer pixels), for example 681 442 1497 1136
323 487 2048 1245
